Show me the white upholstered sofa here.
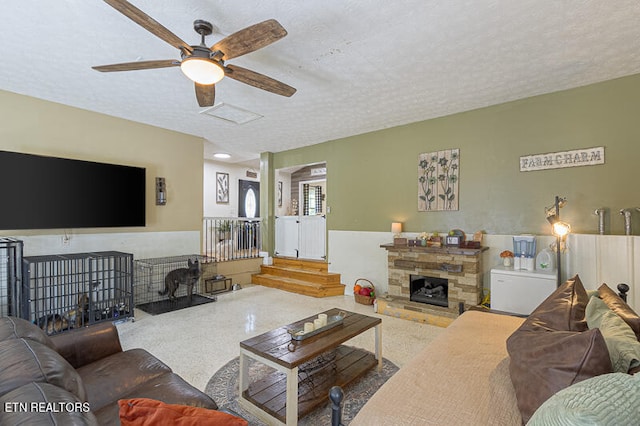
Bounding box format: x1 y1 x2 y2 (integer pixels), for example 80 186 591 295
350 309 524 425
347 276 640 425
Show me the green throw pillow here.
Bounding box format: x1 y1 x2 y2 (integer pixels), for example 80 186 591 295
586 296 640 373
527 373 640 426
585 289 599 299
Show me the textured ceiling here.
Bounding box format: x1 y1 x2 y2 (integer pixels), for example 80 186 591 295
3 1 640 165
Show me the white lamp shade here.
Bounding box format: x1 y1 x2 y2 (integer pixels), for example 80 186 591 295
391 222 402 234
180 58 224 85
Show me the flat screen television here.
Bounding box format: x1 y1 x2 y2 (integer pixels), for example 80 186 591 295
0 150 146 230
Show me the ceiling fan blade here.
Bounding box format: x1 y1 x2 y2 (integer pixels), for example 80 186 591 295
103 0 192 53
224 64 296 97
212 19 287 61
195 83 215 107
92 59 179 72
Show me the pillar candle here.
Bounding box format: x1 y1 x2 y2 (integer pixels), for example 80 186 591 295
318 314 328 326
304 322 314 333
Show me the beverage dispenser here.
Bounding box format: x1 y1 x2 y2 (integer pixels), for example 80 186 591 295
513 235 536 271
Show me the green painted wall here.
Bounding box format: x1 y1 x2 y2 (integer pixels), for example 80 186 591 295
272 73 640 236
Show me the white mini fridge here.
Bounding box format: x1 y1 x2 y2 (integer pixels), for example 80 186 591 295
490 266 557 315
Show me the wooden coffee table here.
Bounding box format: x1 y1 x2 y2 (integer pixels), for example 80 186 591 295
238 308 382 425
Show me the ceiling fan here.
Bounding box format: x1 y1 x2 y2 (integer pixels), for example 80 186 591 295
92 0 296 107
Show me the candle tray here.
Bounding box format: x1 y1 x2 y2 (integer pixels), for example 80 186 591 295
287 313 345 341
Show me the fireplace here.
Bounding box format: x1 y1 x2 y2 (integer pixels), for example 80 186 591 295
410 275 448 307
379 243 487 325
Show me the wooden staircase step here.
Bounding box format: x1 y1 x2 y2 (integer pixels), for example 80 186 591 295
272 257 328 272
252 273 345 298
259 265 341 285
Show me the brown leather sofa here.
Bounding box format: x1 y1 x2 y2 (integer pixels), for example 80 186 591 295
0 316 218 425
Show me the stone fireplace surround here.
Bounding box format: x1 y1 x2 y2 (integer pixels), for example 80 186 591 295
378 244 488 326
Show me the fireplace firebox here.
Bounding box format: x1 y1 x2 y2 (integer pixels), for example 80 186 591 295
410 275 449 307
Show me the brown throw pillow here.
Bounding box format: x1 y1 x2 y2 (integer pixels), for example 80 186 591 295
506 275 613 423
598 283 640 341
517 274 589 333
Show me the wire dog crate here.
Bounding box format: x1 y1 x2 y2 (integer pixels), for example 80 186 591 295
1 238 23 317
21 251 134 335
133 254 208 307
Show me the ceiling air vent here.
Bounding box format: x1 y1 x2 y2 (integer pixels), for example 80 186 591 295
200 103 263 124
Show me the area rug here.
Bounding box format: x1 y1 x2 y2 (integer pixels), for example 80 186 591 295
135 294 217 315
205 348 398 425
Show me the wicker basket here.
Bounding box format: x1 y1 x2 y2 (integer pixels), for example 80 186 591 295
354 278 376 305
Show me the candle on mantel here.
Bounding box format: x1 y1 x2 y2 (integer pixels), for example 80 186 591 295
304 322 314 333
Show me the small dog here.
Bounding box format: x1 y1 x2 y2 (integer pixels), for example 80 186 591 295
37 314 69 335
36 293 90 334
158 259 201 303
64 293 90 328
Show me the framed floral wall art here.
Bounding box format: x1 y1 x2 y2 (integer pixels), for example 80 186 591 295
216 172 229 204
418 148 459 211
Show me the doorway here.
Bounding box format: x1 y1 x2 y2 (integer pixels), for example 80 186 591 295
239 179 260 218
299 179 326 216
274 163 327 261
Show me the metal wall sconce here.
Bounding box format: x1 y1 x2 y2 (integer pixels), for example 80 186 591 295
594 208 607 235
619 208 638 235
156 177 167 206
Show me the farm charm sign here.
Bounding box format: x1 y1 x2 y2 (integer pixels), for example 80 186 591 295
520 146 604 172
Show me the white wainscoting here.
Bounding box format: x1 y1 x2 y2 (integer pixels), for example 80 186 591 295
12 231 200 259
328 231 390 295
328 231 638 310
566 234 639 310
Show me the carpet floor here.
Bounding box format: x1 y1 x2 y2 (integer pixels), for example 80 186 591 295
205 349 398 425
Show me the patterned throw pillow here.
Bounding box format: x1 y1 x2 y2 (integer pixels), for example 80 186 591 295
585 296 640 373
527 373 640 426
598 283 640 340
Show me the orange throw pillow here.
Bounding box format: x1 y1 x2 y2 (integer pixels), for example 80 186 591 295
118 398 248 426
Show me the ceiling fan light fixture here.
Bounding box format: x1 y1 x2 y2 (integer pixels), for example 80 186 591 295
180 56 224 85
95 3 295 106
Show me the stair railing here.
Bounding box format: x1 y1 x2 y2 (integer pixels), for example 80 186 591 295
203 217 262 262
